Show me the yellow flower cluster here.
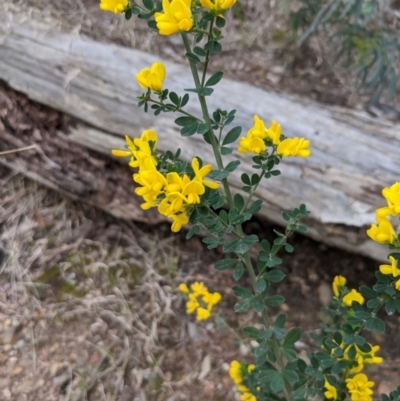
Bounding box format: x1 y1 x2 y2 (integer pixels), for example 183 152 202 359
380 256 400 290
346 373 374 401
238 115 311 158
324 373 375 401
155 0 194 35
367 182 400 245
179 282 222 321
99 0 128 13
112 130 219 232
229 361 257 401
136 62 166 92
332 275 364 307
200 0 236 14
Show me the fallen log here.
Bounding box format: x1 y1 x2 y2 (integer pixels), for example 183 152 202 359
1 9 399 261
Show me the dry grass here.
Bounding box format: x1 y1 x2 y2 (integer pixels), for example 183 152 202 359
0 168 240 401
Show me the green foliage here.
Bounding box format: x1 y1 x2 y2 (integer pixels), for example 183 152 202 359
289 0 400 102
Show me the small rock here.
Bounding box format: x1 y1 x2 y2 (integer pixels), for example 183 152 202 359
2 389 11 399
12 366 23 376
239 343 250 356
187 321 200 341
198 354 211 380
318 282 332 306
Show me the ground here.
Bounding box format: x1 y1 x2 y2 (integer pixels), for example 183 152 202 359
1 1 400 400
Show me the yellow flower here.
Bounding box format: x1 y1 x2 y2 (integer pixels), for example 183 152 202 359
229 360 243 385
155 0 194 35
191 158 220 190
240 392 257 401
179 283 189 294
196 307 211 321
238 136 266 154
332 275 347 297
238 115 267 154
277 137 311 158
99 0 128 13
199 0 236 14
343 289 365 307
191 281 208 295
396 279 400 291
266 120 282 145
343 344 383 374
379 256 400 277
324 378 338 400
136 62 166 92
203 292 222 308
186 298 200 314
377 182 400 217
171 212 189 232
367 216 396 244
345 373 374 401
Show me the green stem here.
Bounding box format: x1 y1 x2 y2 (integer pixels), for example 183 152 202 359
181 32 233 208
241 170 266 213
201 19 214 88
181 28 292 400
215 314 243 344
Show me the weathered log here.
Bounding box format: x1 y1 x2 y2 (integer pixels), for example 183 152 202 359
1 10 399 261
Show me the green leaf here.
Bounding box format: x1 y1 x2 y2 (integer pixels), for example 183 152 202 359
175 116 198 127
232 285 253 298
215 259 237 271
283 348 298 362
200 87 214 96
242 235 259 246
222 126 242 146
197 123 209 134
365 317 385 333
247 200 263 215
234 241 249 254
255 278 267 294
234 298 252 313
233 262 244 281
269 371 285 393
169 92 180 106
261 239 271 253
186 52 201 64
354 311 371 320
243 326 260 339
181 123 199 136
125 8 132 20
225 160 241 172
274 313 287 328
282 369 299 384
193 46 207 57
216 16 226 28
283 327 302 347
285 243 294 253
209 170 229 180
143 0 154 10
253 297 265 313
359 285 378 299
221 147 233 155
265 270 286 283
205 71 224 87
181 93 189 107
265 295 285 307
241 173 251 185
